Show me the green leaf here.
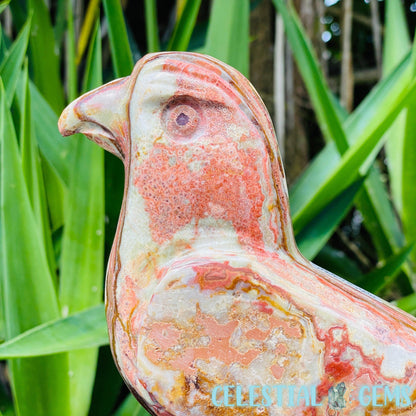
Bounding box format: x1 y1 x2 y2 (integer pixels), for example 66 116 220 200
30 82 72 185
0 379 15 416
396 293 416 315
355 244 414 295
27 0 64 113
144 0 160 52
102 0 134 77
60 22 104 319
341 52 413 263
296 178 365 260
65 0 77 102
113 394 150 416
290 142 340 214
167 0 202 52
0 16 31 106
0 305 107 358
204 0 249 77
314 245 362 282
344 51 413 161
53 0 67 48
272 0 348 150
0 1 10 14
19 63 56 278
88 347 124 415
59 22 105 416
383 0 411 215
76 0 100 65
82 21 102 94
273 0 406 266
402 91 416 269
355 165 404 259
292 62 416 233
0 78 69 416
30 82 69 230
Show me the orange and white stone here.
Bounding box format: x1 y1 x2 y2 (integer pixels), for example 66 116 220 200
59 52 416 415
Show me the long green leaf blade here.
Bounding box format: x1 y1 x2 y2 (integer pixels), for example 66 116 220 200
0 1 10 14
0 305 107 358
204 0 249 77
65 0 77 102
102 0 134 77
167 0 202 52
274 0 406 265
297 178 365 260
292 62 416 233
383 0 411 214
272 0 348 150
113 394 150 416
144 0 160 53
19 63 56 278
0 79 69 416
0 16 31 106
30 82 72 185
396 293 416 315
30 82 69 231
402 86 416 270
355 166 404 259
59 22 105 416
27 0 64 112
356 244 414 295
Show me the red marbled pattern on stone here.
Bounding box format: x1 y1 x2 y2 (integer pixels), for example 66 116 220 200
59 52 416 415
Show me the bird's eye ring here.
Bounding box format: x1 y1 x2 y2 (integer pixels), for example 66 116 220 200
163 101 200 140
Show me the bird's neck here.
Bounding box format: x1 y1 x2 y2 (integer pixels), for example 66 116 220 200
115 180 295 274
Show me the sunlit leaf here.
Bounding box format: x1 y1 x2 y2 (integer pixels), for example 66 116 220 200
203 0 249 77
167 0 202 52
0 305 107 358
30 82 71 185
402 92 416 269
76 0 100 65
396 293 416 315
276 0 407 265
0 16 31 106
59 22 105 416
292 60 416 233
30 82 69 230
0 78 69 416
0 1 10 14
27 0 64 112
383 0 411 214
144 0 160 53
18 63 56 277
113 394 151 416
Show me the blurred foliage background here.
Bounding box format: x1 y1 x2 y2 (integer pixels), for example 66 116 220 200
1 0 416 415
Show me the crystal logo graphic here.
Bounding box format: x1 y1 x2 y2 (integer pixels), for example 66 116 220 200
328 382 347 410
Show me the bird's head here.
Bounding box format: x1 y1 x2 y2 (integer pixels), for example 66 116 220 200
59 52 295 253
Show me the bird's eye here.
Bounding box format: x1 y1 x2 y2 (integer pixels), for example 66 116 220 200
163 101 200 140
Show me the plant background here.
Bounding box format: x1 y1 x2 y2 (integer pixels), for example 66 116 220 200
1 0 416 415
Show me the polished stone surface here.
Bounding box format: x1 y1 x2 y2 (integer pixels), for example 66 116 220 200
59 52 416 415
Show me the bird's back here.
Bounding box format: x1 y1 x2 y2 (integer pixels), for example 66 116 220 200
114 250 416 415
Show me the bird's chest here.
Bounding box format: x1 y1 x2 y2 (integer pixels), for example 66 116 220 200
129 259 324 415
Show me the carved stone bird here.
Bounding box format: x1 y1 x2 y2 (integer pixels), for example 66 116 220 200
59 52 416 415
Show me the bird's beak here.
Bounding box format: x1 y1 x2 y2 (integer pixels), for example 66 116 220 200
58 77 132 161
